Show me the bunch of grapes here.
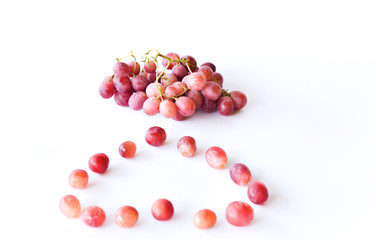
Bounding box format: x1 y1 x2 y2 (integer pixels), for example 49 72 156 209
99 50 247 120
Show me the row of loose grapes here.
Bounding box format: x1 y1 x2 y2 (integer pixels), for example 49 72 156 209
60 126 268 229
99 50 248 120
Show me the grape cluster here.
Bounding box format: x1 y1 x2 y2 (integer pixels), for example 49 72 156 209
99 50 247 120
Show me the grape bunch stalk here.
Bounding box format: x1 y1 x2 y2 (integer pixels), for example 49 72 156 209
99 49 247 120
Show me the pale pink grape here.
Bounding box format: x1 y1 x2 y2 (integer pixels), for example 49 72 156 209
59 195 81 218
185 90 203 110
113 62 130 77
146 82 165 98
185 72 206 91
128 91 148 110
177 136 196 157
99 76 115 99
143 97 160 116
175 96 196 116
201 82 222 100
199 65 214 81
159 100 177 118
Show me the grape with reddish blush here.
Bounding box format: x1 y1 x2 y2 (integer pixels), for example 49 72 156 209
113 62 130 77
205 146 228 169
177 136 196 157
247 181 269 205
217 96 235 116
159 100 177 118
143 97 160 116
200 62 216 72
193 209 217 229
185 72 206 91
162 52 180 69
88 153 109 174
128 91 148 110
198 65 214 81
175 96 196 117
115 206 139 228
172 64 188 81
59 195 81 218
201 82 222 100
128 61 140 75
230 90 247 110
209 72 223 87
225 201 254 226
181 55 197 70
151 198 174 221
229 163 252 187
99 76 115 99
145 126 167 146
130 75 149 92
81 206 106 227
68 169 89 189
114 90 132 107
201 97 218 113
113 75 131 93
144 60 157 73
118 141 137 159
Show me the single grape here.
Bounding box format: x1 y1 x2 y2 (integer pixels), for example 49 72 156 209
185 72 206 91
164 85 179 98
146 82 164 98
172 64 189 81
217 96 234 116
128 91 148 110
88 153 109 174
115 206 139 228
229 163 252 187
247 181 269 205
145 126 166 146
172 111 186 121
193 209 217 229
205 146 227 169
175 96 196 116
128 61 141 75
147 72 157 83
59 194 81 218
160 73 177 87
201 82 222 101
68 169 89 189
200 62 216 72
113 75 132 93
209 72 224 87
162 52 180 69
142 97 160 116
114 90 132 107
230 90 247 110
185 90 203 110
177 136 196 157
99 76 115 99
198 65 214 81
81 206 106 227
118 141 137 159
151 198 174 221
130 75 149 92
159 100 177 118
144 60 157 73
225 201 254 226
113 62 130 77
181 55 197 70
200 97 218 113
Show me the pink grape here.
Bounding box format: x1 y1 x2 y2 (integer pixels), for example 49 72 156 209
128 91 148 110
172 64 189 81
151 198 174 221
162 52 180 69
229 163 252 187
146 82 164 98
164 85 179 98
209 72 224 87
130 75 149 92
247 181 269 205
113 62 130 77
146 72 157 82
185 90 203 110
159 100 177 118
185 72 206 91
175 96 196 116
172 111 186 121
81 206 106 227
113 75 132 93
128 61 141 75
200 62 216 72
118 141 137 159
99 76 115 99
217 96 235 116
114 90 132 107
225 201 254 226
144 60 157 73
205 146 227 169
115 206 139 228
199 65 214 81
181 55 197 70
68 169 89 189
193 209 217 229
177 136 196 157
143 97 160 116
230 90 247 110
88 153 109 174
145 126 166 146
201 82 222 100
59 194 81 218
200 97 218 113
160 73 177 87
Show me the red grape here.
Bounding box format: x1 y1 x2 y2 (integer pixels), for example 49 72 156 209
185 72 206 91
200 62 216 72
144 60 157 73
128 91 148 110
113 75 132 93
99 76 115 99
130 75 149 92
146 82 164 98
229 163 252 187
217 96 235 116
201 82 222 100
146 72 157 83
115 206 139 228
160 73 177 87
205 146 227 169
225 201 254 226
118 141 137 159
162 52 180 69
145 126 166 146
247 181 269 205
185 90 203 110
230 90 247 110
114 90 132 107
113 62 130 77
193 209 217 229
68 169 89 189
172 64 188 81
181 55 197 70
172 111 186 121
128 61 140 75
209 72 224 87
88 153 109 174
200 97 218 113
59 194 81 218
177 136 196 157
143 97 160 116
175 96 196 116
151 198 174 221
159 100 177 118
198 65 214 81
81 206 106 227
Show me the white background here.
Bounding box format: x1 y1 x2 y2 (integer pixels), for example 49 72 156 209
1 0 375 239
